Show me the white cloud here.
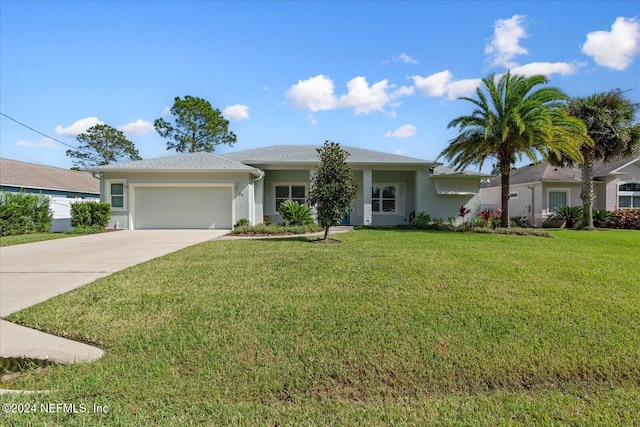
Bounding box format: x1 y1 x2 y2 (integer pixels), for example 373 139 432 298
446 78 483 100
13 137 59 149
391 85 415 98
384 124 417 139
582 17 640 70
118 119 155 135
338 76 391 114
384 52 419 65
54 117 103 137
398 53 418 64
510 62 580 77
395 149 405 155
285 74 337 112
308 114 318 125
161 106 171 116
485 14 528 68
412 70 453 97
286 74 413 115
413 71 482 101
222 104 250 121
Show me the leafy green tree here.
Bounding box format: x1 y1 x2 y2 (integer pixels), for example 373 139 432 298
439 72 588 227
549 90 640 229
66 124 141 168
154 95 237 153
308 141 358 241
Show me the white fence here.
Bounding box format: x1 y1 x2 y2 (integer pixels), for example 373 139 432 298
48 197 98 232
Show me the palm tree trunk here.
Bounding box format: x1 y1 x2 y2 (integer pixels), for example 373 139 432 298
580 148 595 229
501 171 510 227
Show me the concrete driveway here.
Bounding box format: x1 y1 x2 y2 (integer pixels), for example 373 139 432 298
0 229 228 368
0 229 228 316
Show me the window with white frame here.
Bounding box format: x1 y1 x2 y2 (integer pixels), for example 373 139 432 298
275 184 306 210
548 189 569 212
509 191 519 199
372 184 396 213
108 182 125 210
618 183 640 208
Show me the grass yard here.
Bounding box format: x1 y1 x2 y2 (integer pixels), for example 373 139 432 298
1 229 639 425
0 226 107 247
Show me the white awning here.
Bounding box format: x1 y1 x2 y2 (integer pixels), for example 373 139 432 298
435 180 479 195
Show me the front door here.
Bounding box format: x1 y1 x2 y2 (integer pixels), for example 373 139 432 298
340 209 350 225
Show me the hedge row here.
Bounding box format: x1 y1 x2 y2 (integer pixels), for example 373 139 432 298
70 201 111 228
0 191 52 236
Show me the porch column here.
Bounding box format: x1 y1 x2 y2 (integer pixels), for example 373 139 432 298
363 169 372 225
415 168 429 214
309 169 317 219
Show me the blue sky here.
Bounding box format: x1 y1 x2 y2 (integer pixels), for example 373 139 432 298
2 1 639 172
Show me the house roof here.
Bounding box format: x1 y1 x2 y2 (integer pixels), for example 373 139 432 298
83 152 261 174
83 146 493 179
593 154 640 176
0 158 99 194
484 153 640 188
219 145 436 165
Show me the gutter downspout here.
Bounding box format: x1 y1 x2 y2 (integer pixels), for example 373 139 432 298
251 170 265 226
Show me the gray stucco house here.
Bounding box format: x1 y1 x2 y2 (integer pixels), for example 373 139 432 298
480 153 640 226
85 145 490 230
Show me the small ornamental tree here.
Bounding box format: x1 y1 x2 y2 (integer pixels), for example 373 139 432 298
307 141 358 241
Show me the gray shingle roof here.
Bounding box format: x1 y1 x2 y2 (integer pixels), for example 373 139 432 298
84 152 259 173
0 158 99 194
484 154 640 188
593 154 640 176
219 145 436 165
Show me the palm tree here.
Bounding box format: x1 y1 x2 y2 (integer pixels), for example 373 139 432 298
549 90 640 229
439 72 588 227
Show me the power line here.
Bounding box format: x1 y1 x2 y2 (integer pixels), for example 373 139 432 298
0 112 88 152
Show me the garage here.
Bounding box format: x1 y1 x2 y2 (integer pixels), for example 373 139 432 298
133 186 233 229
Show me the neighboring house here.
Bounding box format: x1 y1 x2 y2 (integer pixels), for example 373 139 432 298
480 153 640 226
0 158 100 232
85 145 490 230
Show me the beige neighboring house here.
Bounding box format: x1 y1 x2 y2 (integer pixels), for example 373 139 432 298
84 145 491 230
480 153 640 226
0 158 100 232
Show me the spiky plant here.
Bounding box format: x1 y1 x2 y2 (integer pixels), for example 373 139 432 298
551 205 583 229
278 200 314 226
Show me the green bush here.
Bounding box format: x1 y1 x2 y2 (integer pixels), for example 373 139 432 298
234 218 250 229
71 201 111 228
90 202 111 228
0 191 52 236
412 211 431 227
551 205 583 228
278 200 315 225
593 209 615 228
231 222 323 235
70 202 91 227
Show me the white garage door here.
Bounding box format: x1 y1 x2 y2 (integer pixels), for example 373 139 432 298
134 186 232 229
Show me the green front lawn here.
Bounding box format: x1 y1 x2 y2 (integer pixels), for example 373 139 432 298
0 226 106 247
2 229 638 425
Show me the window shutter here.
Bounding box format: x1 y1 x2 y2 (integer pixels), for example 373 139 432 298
397 182 405 216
